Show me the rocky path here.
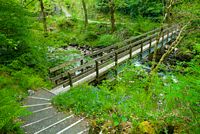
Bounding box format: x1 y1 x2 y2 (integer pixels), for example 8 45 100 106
21 89 89 134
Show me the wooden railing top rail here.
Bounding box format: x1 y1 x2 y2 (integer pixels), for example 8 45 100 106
49 25 173 74
49 25 179 85
49 57 84 73
62 26 176 75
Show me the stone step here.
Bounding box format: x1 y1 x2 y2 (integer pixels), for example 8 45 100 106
22 107 57 125
77 128 90 134
58 118 89 134
31 89 55 99
24 103 52 112
22 112 71 134
23 97 50 105
34 115 81 134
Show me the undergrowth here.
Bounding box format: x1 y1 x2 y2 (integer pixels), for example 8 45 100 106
53 55 200 133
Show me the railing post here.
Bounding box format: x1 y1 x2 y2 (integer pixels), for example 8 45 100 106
95 60 99 83
140 42 143 60
129 46 132 59
114 52 118 76
68 72 73 87
80 59 84 73
115 52 118 66
149 36 152 54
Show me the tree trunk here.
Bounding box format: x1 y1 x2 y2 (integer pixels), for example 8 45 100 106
110 0 115 33
39 0 47 34
82 0 88 28
151 0 174 70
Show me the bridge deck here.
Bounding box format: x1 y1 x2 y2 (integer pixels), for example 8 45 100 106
51 31 176 95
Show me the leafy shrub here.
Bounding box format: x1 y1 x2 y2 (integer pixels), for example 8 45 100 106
95 34 120 47
0 89 29 133
53 58 200 133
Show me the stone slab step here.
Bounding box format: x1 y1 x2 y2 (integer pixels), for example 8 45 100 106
77 128 90 134
25 103 52 112
23 98 50 105
22 112 70 134
22 107 57 125
31 89 55 99
58 118 89 134
35 115 81 134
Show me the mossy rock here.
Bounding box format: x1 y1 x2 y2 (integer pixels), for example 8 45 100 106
138 121 155 134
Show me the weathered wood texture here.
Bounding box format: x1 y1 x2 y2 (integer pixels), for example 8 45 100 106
49 25 179 88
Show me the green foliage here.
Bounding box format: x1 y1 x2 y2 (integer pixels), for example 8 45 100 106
0 88 29 133
96 0 163 21
0 0 48 75
95 34 119 47
0 0 30 64
53 56 200 133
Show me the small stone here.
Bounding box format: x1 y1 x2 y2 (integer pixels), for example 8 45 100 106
28 90 35 96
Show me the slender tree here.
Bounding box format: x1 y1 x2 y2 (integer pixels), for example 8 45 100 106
109 0 115 33
82 0 88 28
151 0 174 70
39 0 47 34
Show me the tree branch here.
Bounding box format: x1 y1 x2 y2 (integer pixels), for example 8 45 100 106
150 23 189 75
151 0 174 70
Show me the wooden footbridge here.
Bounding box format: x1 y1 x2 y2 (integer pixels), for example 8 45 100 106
49 25 180 94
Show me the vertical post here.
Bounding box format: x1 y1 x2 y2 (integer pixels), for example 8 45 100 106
149 36 152 54
68 72 73 87
95 60 99 83
114 52 118 76
115 52 118 66
140 42 143 60
129 46 132 59
80 59 84 73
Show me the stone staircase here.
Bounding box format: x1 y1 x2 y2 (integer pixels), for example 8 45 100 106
21 89 89 134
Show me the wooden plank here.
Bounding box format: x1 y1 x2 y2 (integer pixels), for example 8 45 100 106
72 68 96 83
68 60 95 74
86 26 169 58
96 52 115 62
118 50 129 59
49 57 83 73
99 58 114 69
51 25 178 87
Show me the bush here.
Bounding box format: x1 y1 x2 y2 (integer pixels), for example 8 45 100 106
95 34 120 47
53 58 200 133
0 88 29 133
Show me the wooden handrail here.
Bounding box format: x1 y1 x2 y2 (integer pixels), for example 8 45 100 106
49 25 179 87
